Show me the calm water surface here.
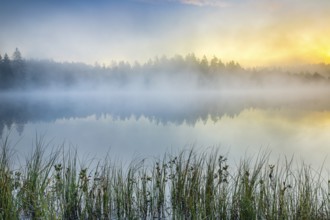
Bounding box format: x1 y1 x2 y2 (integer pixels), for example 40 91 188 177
1 90 330 167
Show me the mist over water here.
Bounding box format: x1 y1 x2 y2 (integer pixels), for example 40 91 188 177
1 53 330 166
2 89 330 167
2 84 330 134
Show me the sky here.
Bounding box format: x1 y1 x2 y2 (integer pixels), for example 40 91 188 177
0 0 330 67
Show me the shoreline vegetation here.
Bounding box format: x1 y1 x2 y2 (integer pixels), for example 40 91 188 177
1 136 329 219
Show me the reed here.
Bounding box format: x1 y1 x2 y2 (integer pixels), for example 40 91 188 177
0 139 329 219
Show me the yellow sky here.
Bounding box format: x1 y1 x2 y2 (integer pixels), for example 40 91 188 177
176 0 330 67
197 26 330 67
1 0 329 67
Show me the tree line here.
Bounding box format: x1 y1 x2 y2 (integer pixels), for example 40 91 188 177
0 48 25 89
0 48 330 91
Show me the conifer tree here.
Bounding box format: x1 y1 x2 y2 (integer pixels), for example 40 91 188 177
12 48 25 87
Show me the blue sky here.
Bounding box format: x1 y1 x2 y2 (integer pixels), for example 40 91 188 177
1 0 329 66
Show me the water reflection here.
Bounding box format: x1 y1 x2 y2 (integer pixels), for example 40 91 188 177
1 90 330 166
1 89 330 136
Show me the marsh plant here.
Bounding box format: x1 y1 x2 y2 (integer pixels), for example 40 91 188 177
0 138 329 219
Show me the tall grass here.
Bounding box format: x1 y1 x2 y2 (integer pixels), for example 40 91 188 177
0 139 329 219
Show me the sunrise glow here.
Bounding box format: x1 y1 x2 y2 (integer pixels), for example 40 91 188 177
0 0 329 67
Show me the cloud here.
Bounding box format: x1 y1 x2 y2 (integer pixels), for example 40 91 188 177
178 0 231 7
136 0 232 7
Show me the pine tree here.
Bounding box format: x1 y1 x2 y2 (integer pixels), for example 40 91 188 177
0 53 13 89
12 48 22 62
12 48 25 87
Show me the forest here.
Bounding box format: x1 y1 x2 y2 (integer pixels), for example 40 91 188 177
1 48 330 91
1 50 330 219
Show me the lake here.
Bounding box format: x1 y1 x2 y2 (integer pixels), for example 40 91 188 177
1 89 330 168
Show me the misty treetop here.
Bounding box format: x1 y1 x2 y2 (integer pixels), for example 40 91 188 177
0 48 24 89
0 48 330 91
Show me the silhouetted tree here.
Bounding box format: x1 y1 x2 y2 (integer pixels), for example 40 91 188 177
200 55 209 73
171 54 185 72
0 53 13 89
185 53 199 70
12 48 22 62
210 56 225 73
12 48 26 87
226 60 241 71
3 54 10 64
